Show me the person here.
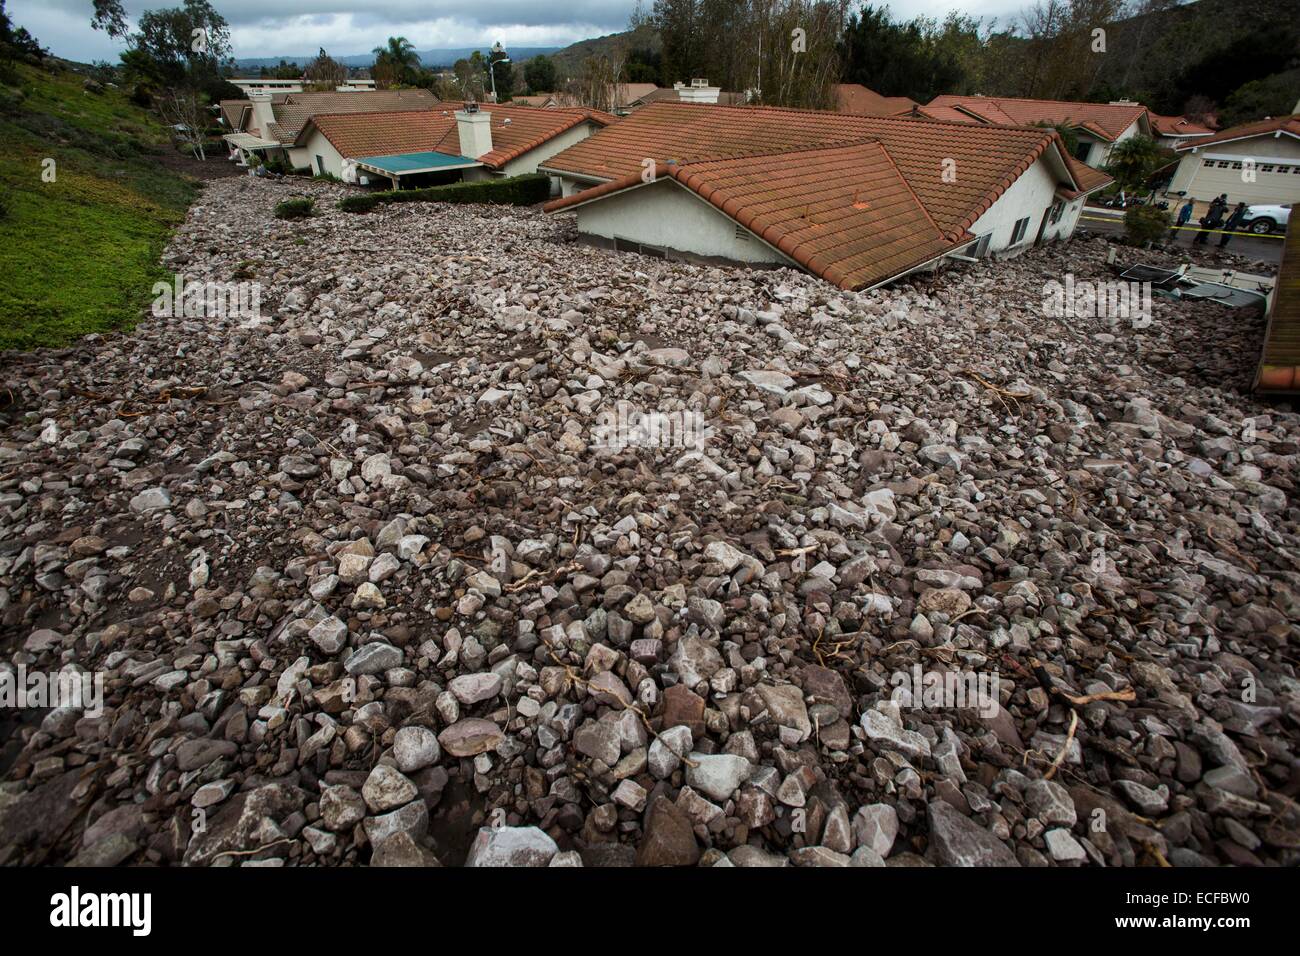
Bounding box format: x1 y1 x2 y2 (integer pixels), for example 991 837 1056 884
1177 198 1195 233
1194 194 1228 245
1219 202 1247 248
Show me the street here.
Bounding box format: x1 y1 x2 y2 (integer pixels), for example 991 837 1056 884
1077 207 1284 266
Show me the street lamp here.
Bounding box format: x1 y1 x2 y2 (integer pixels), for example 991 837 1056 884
488 41 511 102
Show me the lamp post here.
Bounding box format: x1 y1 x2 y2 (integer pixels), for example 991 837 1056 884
488 41 511 102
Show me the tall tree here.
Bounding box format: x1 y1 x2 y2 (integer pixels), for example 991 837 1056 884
304 48 348 91
524 54 558 94
373 36 420 88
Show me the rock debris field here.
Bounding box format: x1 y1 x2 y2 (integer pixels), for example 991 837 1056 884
1 176 1298 867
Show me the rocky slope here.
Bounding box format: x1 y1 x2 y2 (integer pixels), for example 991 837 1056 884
0 176 1297 866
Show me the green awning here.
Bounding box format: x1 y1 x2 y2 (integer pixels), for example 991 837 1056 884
356 151 480 175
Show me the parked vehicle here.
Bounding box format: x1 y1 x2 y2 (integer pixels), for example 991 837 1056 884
1240 203 1291 234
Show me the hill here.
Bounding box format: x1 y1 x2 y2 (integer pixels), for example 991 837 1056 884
0 61 206 350
547 24 660 76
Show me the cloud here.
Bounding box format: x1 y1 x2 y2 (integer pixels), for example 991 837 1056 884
11 0 1029 63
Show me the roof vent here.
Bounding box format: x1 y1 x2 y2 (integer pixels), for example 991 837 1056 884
502 117 511 124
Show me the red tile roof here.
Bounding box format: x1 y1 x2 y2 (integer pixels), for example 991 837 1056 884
835 84 920 117
1174 114 1300 152
259 90 440 144
1149 113 1215 138
538 101 1111 239
925 95 1149 142
545 141 967 290
1255 217 1300 391
302 103 614 169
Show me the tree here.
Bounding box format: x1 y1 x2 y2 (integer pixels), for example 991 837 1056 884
119 0 231 93
373 36 419 89
839 3 962 103
91 0 128 38
155 88 210 159
1217 67 1300 128
1105 135 1168 191
1 0 47 70
452 56 486 101
524 54 558 94
304 48 348 91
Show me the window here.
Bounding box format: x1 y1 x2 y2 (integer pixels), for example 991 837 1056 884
1230 161 1243 169
1216 160 1231 168
1049 200 1065 225
963 234 991 258
1073 142 1091 162
316 155 325 174
1010 216 1031 245
1260 164 1275 173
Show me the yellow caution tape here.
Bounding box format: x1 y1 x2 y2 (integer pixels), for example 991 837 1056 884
1078 214 1284 239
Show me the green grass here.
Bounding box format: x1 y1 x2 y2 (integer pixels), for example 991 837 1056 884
0 62 200 351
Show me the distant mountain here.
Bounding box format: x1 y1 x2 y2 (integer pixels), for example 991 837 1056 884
232 46 563 72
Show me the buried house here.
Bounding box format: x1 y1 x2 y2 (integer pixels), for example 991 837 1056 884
294 103 616 190
539 101 1112 291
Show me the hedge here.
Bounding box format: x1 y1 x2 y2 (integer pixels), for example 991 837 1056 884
374 173 550 208
338 194 379 213
273 198 314 220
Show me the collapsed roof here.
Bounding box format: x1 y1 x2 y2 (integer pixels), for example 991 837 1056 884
541 101 1112 289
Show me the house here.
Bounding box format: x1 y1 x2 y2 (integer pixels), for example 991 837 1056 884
1166 115 1300 206
834 84 920 117
1149 113 1215 149
295 102 616 190
924 95 1151 167
220 89 439 168
231 78 303 94
229 77 377 94
539 102 1111 291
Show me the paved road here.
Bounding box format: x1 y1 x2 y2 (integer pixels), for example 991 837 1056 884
1077 208 1283 266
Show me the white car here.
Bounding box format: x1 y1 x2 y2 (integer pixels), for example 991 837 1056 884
1239 203 1291 235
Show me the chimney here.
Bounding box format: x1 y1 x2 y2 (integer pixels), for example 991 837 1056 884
456 107 493 159
247 91 275 135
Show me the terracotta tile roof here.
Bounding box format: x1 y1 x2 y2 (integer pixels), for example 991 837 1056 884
834 84 920 117
219 99 250 128
631 88 749 107
538 101 1110 239
1256 218 1300 391
303 103 614 169
925 95 1149 142
1149 113 1215 137
1174 114 1300 152
614 83 660 106
546 141 966 290
266 89 440 143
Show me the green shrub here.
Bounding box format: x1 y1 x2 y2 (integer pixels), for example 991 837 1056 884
373 173 551 208
312 171 341 183
1124 205 1171 246
339 194 379 213
274 198 314 220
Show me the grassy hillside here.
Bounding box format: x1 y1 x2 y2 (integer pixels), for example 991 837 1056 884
0 61 200 351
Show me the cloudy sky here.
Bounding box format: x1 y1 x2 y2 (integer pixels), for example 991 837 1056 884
14 0 1028 63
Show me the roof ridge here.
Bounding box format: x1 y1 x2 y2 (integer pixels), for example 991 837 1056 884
677 137 883 166
933 93 1148 112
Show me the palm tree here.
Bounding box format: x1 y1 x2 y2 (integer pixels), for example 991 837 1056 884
372 36 420 88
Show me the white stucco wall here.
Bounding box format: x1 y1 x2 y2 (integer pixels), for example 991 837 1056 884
298 129 347 177
1168 134 1300 204
965 152 1082 258
501 122 599 176
574 178 796 266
